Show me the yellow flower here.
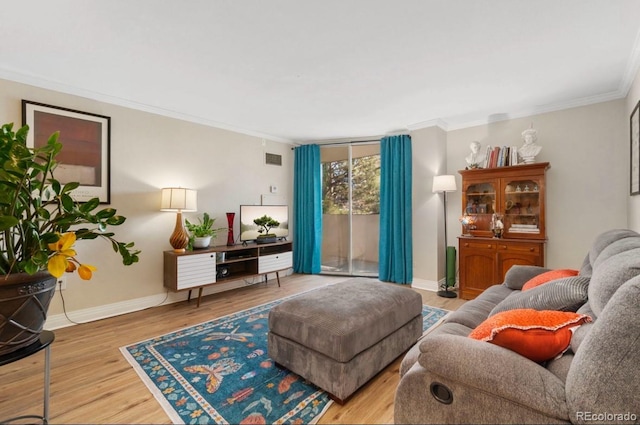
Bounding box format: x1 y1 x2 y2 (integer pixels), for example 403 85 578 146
48 232 77 254
47 233 77 278
46 232 97 280
78 264 97 280
47 254 67 278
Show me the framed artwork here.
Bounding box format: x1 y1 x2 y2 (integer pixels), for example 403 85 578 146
22 100 111 203
631 100 640 196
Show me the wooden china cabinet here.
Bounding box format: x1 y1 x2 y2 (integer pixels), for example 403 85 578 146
458 162 550 299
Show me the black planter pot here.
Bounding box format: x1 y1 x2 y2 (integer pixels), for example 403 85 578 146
0 272 56 356
256 236 277 244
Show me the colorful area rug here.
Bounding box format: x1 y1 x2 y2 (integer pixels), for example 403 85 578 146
120 293 449 424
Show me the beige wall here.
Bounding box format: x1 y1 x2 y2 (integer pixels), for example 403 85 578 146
326 98 631 286
444 100 627 270
411 125 447 284
626 69 640 232
1 73 636 321
0 78 293 322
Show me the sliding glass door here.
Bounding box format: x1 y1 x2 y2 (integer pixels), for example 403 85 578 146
320 143 380 276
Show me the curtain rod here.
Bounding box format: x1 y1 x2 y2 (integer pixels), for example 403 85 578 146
291 139 380 150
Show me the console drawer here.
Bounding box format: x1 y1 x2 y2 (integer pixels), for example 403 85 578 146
258 251 293 274
176 252 216 289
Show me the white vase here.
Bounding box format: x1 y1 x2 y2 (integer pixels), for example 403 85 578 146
193 236 212 249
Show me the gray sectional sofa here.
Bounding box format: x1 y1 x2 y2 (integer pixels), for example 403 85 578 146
395 229 640 424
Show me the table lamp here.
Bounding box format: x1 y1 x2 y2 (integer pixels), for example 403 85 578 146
160 187 197 252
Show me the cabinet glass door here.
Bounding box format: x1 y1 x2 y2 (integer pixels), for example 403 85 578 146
463 181 496 237
503 179 541 238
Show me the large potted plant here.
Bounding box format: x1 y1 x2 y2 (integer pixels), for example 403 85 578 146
0 123 140 355
185 212 225 249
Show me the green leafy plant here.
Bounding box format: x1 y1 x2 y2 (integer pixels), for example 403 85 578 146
185 212 225 238
0 123 140 280
253 215 280 238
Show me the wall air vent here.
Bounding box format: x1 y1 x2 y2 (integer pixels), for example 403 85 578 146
265 152 282 166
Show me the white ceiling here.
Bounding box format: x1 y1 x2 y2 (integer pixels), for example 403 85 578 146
2 1 640 143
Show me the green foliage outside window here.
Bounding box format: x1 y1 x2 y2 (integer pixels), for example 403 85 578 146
322 154 380 215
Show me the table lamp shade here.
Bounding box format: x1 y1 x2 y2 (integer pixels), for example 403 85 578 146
160 187 197 252
160 188 197 212
432 175 457 193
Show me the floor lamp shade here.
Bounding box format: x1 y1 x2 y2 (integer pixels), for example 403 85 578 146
160 188 197 252
432 175 457 193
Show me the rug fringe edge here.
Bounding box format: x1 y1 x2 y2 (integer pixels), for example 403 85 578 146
119 346 186 424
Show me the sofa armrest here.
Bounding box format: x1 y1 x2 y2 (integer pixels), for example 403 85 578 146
395 334 570 424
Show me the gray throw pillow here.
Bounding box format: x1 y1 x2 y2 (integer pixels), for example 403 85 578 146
491 276 590 316
503 265 552 290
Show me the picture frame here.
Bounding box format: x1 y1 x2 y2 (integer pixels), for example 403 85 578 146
22 100 111 203
631 100 640 196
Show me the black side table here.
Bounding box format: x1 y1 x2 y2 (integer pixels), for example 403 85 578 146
0 330 55 424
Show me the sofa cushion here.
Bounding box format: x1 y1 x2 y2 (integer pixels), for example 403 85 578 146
566 275 640 423
444 284 512 329
469 309 592 362
578 253 592 276
490 276 590 316
588 247 640 316
546 353 574 382
521 269 579 291
569 321 594 354
503 265 551 290
400 321 471 377
592 236 640 269
587 229 639 269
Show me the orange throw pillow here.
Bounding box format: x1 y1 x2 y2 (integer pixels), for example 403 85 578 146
522 269 579 291
468 309 591 362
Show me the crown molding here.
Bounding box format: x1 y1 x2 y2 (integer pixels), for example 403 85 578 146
0 69 296 145
619 26 640 97
407 89 626 133
407 118 449 132
2 61 635 142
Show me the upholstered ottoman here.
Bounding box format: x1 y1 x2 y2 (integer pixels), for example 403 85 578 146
267 278 423 402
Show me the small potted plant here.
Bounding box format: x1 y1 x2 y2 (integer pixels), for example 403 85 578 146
185 212 226 249
0 123 140 355
253 215 279 244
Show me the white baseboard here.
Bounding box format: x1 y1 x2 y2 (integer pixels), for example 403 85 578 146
44 292 182 330
44 274 277 330
411 278 439 292
412 278 459 293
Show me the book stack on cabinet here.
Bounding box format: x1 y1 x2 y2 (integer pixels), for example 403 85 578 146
483 145 520 168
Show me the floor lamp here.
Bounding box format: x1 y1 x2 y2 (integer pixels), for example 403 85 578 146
432 175 457 298
161 187 197 253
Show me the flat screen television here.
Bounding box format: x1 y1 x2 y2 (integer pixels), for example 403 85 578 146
240 205 289 242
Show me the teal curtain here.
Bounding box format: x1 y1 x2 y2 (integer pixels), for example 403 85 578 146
293 144 322 273
379 135 413 284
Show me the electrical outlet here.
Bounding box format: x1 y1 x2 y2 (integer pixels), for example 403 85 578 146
57 276 67 291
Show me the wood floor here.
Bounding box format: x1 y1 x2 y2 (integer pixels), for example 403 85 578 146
0 274 466 424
